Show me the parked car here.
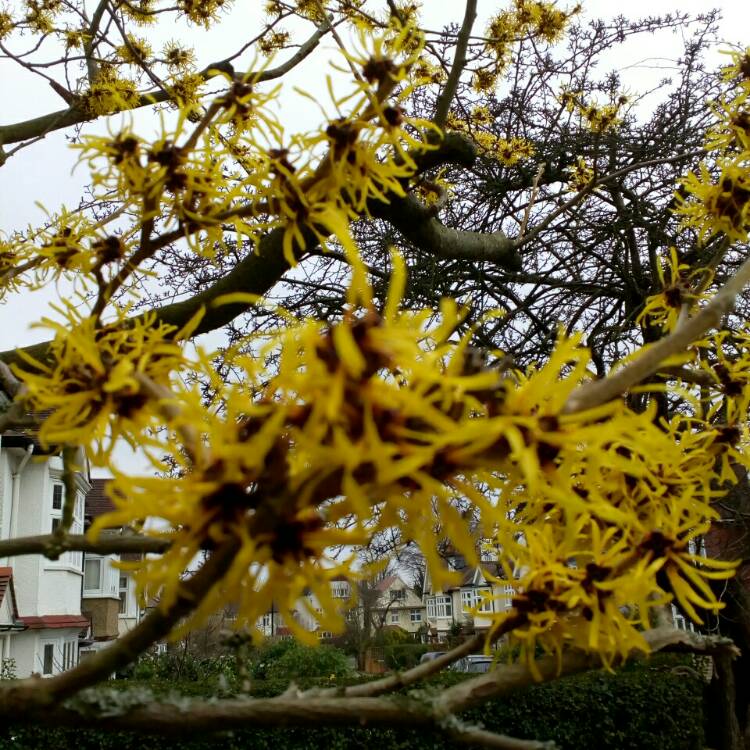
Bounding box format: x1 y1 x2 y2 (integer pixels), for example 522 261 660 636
419 651 446 664
451 655 494 673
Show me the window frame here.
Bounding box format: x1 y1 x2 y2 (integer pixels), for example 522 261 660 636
118 574 130 616
48 479 85 570
41 642 56 676
83 557 103 593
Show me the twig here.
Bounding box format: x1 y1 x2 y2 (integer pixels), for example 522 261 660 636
343 633 485 697
519 162 546 238
433 0 477 129
0 18 332 147
0 532 170 559
563 252 750 413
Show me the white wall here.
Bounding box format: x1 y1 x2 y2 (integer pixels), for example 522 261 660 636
10 630 36 677
0 448 10 547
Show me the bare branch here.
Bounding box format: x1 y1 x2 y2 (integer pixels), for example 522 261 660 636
433 0 478 129
0 532 170 559
0 18 332 148
563 252 750 413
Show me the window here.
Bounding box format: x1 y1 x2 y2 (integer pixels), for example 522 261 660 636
461 589 492 613
331 583 349 599
119 575 129 615
261 613 272 629
477 588 492 613
447 555 466 571
49 482 84 569
410 609 422 623
84 558 102 591
390 589 406 602
52 484 63 510
318 631 333 639
672 605 695 633
428 595 452 618
390 612 399 624
42 643 55 675
63 641 77 670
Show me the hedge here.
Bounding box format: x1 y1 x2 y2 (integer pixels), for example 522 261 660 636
0 656 704 750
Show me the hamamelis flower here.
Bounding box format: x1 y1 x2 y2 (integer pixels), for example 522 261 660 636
83 246 737 644
81 67 140 116
14 304 199 460
676 157 750 244
637 247 711 332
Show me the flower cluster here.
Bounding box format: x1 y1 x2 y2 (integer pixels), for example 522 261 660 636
2 3 748 677
636 247 711 333
560 90 627 135
14 304 198 461
676 48 750 243
80 249 742 655
480 1 578 88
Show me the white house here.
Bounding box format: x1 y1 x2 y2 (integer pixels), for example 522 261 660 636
0 432 90 677
371 574 425 635
80 478 142 656
422 551 512 641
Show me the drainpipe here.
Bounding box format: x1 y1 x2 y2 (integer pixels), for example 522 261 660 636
9 443 34 543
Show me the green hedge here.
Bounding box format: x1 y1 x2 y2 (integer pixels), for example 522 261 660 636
0 657 704 750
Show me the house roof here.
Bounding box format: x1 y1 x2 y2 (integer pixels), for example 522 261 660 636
448 561 504 589
85 478 116 519
0 566 20 623
19 614 90 631
84 479 144 561
375 574 399 592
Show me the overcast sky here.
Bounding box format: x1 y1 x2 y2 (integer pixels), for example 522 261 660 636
1 0 748 474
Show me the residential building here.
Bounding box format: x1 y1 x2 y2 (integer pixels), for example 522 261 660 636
422 551 512 641
80 478 141 656
0 420 143 677
255 573 427 640
371 574 425 635
0 431 90 676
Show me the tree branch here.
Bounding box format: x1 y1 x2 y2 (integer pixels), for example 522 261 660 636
0 133 490 368
0 628 732 745
375 192 521 269
0 19 332 148
0 532 170 559
435 627 738 716
433 0 477 129
563 251 750 413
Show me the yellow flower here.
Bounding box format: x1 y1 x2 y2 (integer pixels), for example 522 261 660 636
676 158 750 244
14 304 195 461
81 68 140 116
637 247 711 332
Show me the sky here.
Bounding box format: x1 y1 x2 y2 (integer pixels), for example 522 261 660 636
1 0 749 475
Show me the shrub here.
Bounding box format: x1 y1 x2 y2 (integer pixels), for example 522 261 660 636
251 640 351 681
0 655 704 750
383 643 429 670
